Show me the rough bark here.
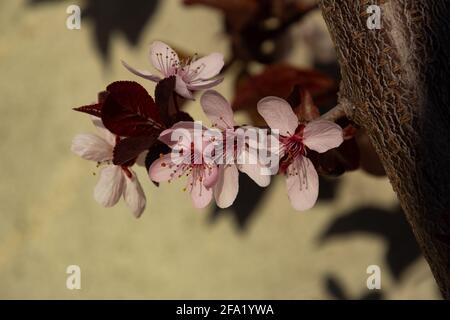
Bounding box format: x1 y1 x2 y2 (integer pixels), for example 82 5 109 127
318 0 450 298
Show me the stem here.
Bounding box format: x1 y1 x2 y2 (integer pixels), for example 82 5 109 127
320 99 353 122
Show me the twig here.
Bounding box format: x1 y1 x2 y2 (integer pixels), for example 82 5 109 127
320 99 354 122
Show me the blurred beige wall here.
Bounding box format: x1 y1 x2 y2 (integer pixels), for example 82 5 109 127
0 0 439 299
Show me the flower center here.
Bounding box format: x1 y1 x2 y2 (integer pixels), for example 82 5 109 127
279 124 306 173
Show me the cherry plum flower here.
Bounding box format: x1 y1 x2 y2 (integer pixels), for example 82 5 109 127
257 97 343 211
122 41 224 99
200 90 271 208
71 118 146 218
149 122 219 209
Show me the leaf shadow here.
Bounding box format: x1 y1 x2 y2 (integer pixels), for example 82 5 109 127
319 205 421 281
209 174 340 232
325 274 384 300
28 0 160 62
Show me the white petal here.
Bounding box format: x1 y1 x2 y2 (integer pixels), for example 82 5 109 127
187 77 223 90
303 119 344 153
91 117 116 146
187 53 224 80
286 157 319 211
123 170 146 218
237 148 271 187
213 165 239 208
200 90 235 129
149 41 179 77
121 60 161 82
71 133 113 162
175 75 194 99
257 96 298 136
94 165 125 207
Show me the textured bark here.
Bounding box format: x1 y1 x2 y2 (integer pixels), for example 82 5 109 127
319 0 450 298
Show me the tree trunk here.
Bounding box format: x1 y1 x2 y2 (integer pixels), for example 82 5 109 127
318 0 450 298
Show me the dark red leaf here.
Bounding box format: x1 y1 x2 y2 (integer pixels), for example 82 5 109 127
155 76 177 126
170 111 194 124
232 64 337 125
101 81 164 137
73 103 102 117
287 86 321 122
98 90 109 103
311 138 360 177
113 135 159 166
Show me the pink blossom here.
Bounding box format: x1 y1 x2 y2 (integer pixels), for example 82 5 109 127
71 118 146 218
149 122 219 209
201 90 270 208
257 97 343 211
122 41 224 99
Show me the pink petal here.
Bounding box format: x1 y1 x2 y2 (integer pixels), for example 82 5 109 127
121 60 161 82
159 121 200 147
149 41 179 77
175 75 194 99
94 165 125 207
188 53 224 80
213 164 239 208
187 77 224 90
303 119 344 153
200 90 235 129
237 148 271 187
188 174 213 209
203 165 219 189
286 157 319 211
123 170 146 218
71 133 113 162
257 97 298 136
148 154 176 183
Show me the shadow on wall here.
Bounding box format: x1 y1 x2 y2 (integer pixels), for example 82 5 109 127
319 205 423 300
210 174 340 231
29 0 160 62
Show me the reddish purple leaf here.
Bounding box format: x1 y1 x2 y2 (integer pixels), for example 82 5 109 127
73 103 103 117
101 81 164 137
113 135 158 166
155 76 177 126
310 138 360 177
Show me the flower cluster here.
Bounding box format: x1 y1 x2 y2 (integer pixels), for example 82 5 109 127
72 41 344 218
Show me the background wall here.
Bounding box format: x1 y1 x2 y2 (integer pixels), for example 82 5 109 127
0 0 439 299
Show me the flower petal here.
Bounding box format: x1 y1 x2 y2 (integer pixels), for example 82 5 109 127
189 174 213 209
175 75 194 99
187 53 224 80
200 90 235 129
303 119 344 153
121 60 161 82
213 164 239 208
123 170 146 218
91 117 116 146
149 41 179 77
187 77 223 90
94 165 125 207
257 96 298 136
286 157 319 211
237 148 271 187
71 133 113 162
159 121 200 147
148 154 177 183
